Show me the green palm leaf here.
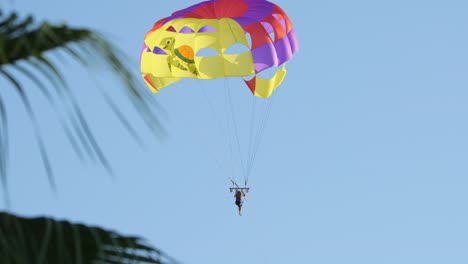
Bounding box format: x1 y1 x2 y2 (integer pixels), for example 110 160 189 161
0 11 163 200
0 212 179 264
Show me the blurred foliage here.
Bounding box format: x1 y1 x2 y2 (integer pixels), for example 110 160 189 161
0 212 179 264
0 11 163 197
0 9 178 264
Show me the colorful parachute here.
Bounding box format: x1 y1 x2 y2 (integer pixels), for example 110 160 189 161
140 0 298 98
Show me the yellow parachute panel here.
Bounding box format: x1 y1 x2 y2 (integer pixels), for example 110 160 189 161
141 18 255 88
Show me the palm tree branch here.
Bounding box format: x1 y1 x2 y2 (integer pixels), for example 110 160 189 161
0 67 56 191
10 63 87 160
1 22 91 65
28 57 98 163
0 12 165 186
0 212 180 264
77 37 166 136
0 93 8 205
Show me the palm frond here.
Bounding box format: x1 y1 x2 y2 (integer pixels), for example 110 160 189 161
0 11 164 193
0 67 56 190
0 212 180 264
0 93 8 205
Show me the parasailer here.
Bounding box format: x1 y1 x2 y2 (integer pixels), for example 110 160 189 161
230 183 249 216
234 190 246 216
140 0 298 214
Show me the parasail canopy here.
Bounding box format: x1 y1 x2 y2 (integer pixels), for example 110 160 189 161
140 0 298 98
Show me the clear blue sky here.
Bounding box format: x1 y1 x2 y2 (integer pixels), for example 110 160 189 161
1 0 468 263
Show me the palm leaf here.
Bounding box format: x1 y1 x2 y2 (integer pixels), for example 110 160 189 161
0 11 164 198
0 212 180 264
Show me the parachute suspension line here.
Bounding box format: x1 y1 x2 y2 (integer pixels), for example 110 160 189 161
200 84 229 171
253 97 275 172
224 17 249 187
194 80 232 175
229 177 239 189
247 96 257 170
224 17 274 185
246 95 257 185
178 80 226 174
246 94 275 180
223 80 236 180
223 18 275 187
251 96 275 175
225 78 246 182
200 82 224 137
246 100 268 181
